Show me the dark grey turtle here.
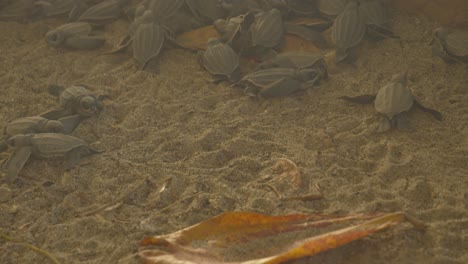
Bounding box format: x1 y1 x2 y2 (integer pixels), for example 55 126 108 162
0 115 82 152
78 0 126 25
68 0 89 21
132 15 166 70
34 0 75 18
218 0 266 17
318 0 348 17
238 67 321 98
359 0 396 39
284 23 329 49
4 133 102 183
185 0 227 23
256 51 328 79
104 8 153 54
283 0 318 16
331 1 366 62
46 22 105 50
249 8 284 50
431 27 468 64
339 72 442 133
40 85 105 120
214 12 255 49
199 38 240 83
146 0 184 20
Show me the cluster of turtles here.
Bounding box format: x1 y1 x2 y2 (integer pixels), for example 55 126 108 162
0 85 105 184
1 0 467 183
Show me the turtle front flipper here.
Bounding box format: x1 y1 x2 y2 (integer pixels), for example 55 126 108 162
58 115 84 134
39 108 72 120
102 34 131 54
338 94 376 104
413 100 443 121
5 147 32 183
64 148 82 170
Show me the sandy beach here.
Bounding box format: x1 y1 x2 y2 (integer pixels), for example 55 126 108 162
0 2 467 264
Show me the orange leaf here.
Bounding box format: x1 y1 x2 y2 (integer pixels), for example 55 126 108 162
277 34 321 53
176 25 221 51
139 211 425 264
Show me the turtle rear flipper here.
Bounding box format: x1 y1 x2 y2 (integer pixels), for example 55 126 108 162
413 100 443 121
338 94 376 104
58 115 84 134
5 147 32 183
39 108 72 120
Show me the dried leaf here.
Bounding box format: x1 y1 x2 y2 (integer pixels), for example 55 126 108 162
176 25 221 51
277 34 321 53
139 211 425 264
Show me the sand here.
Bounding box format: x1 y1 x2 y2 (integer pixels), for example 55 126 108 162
0 5 467 264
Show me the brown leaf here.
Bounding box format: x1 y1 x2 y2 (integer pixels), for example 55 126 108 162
139 211 425 264
277 34 321 53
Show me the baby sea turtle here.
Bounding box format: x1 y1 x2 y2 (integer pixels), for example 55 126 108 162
331 1 366 62
0 115 82 152
339 72 442 133
249 8 284 52
78 0 125 25
431 27 468 64
185 0 227 23
4 133 102 183
238 67 321 98
146 0 184 20
318 0 348 18
46 22 105 50
359 0 396 39
256 51 328 79
199 38 240 83
40 85 105 120
132 18 166 70
34 0 76 18
214 12 255 51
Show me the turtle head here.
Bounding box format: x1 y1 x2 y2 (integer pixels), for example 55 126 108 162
141 10 154 24
44 120 65 133
391 71 408 85
6 134 32 149
134 4 146 18
79 96 99 116
45 30 65 47
433 27 450 40
207 38 222 46
214 19 227 33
